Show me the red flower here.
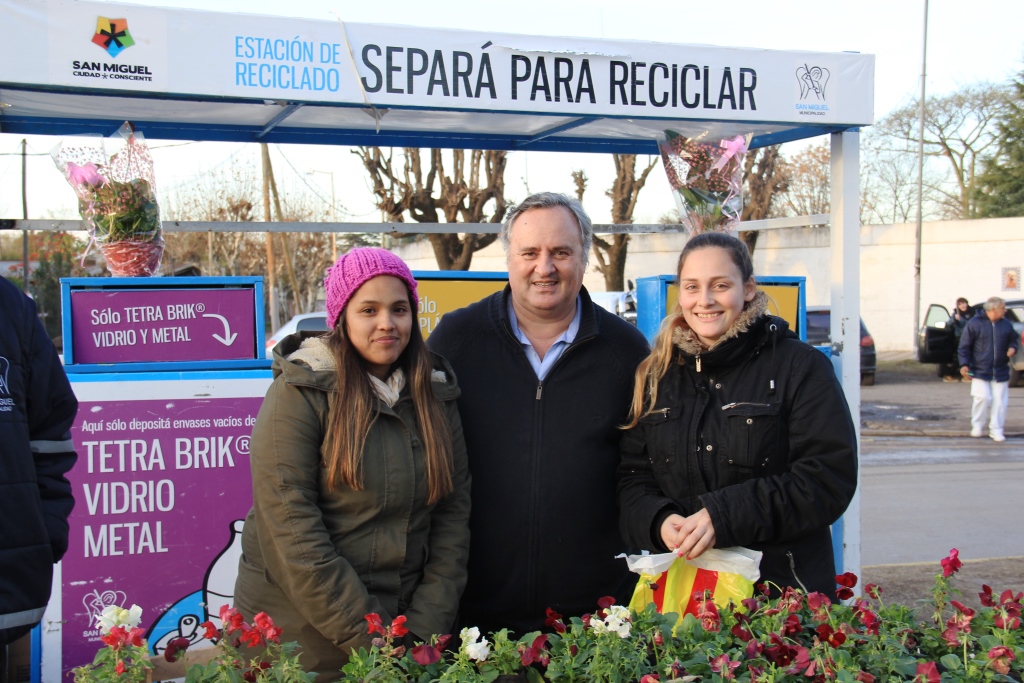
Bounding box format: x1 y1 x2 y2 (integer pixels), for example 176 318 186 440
164 637 191 662
127 627 144 648
100 626 126 649
670 660 687 679
412 643 441 665
697 598 721 632
200 620 219 640
544 608 566 633
520 634 549 667
781 614 802 637
816 624 847 648
745 639 763 659
940 548 962 577
239 625 263 648
115 660 126 675
219 606 246 635
835 572 858 600
253 612 282 644
980 584 996 607
855 672 876 683
389 615 409 638
597 596 616 610
914 662 941 683
864 584 881 599
988 646 1016 675
806 592 832 623
731 623 753 642
855 606 880 636
779 588 804 613
365 613 386 636
640 674 660 683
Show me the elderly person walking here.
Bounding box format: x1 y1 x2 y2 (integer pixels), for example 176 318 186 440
959 296 1019 441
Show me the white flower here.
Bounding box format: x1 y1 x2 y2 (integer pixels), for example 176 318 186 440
590 618 609 634
95 604 143 633
466 638 491 662
460 626 481 644
613 620 631 638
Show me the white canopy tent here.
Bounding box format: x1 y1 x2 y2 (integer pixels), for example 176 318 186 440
1 0 870 605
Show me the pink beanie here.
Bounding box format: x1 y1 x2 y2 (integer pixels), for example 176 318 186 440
324 248 419 328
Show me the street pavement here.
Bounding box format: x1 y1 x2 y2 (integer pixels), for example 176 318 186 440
854 355 1024 607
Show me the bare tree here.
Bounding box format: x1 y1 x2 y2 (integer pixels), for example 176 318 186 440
873 82 1009 219
739 144 790 254
779 142 831 218
353 147 508 270
583 154 658 291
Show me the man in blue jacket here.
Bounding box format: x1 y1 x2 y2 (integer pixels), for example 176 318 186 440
0 277 79 661
958 296 1018 441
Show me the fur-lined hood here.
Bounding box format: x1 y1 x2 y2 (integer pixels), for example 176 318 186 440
671 290 770 356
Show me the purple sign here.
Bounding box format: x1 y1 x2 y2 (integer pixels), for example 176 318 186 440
62 397 261 675
70 289 257 364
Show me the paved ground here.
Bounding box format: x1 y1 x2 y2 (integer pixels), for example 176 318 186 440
856 354 1024 611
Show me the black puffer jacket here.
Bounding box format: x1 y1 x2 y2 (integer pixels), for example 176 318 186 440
0 278 79 645
428 285 649 635
618 294 857 597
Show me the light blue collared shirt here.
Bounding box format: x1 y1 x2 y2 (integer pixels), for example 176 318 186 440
507 296 582 380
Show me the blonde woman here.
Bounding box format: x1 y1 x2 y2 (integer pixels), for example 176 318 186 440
618 232 857 597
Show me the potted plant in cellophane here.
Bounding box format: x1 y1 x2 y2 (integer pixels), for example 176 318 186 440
52 121 164 277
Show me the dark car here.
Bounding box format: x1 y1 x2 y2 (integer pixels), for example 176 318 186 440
805 307 877 386
917 300 1024 386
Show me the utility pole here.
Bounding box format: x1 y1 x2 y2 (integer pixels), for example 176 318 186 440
261 143 279 330
21 139 29 293
912 0 929 345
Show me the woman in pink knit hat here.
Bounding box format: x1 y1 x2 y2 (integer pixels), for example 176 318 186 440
234 248 470 680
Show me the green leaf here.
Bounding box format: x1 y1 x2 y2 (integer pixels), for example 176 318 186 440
940 654 963 671
525 667 546 683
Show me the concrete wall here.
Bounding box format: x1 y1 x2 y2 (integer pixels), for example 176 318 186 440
393 217 1024 352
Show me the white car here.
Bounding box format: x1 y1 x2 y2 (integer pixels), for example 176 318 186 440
265 312 329 358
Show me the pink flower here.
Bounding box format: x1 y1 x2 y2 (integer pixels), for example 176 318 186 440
66 162 106 189
253 612 283 644
219 606 246 634
940 548 962 577
697 597 721 632
710 653 741 680
988 646 1015 675
914 662 941 683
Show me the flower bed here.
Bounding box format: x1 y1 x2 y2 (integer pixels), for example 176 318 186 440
75 550 1022 683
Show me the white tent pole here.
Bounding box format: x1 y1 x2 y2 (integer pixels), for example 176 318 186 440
830 130 862 582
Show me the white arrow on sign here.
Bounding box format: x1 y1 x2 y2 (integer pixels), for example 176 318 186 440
203 313 238 346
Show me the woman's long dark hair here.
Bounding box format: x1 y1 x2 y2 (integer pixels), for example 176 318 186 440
323 287 453 505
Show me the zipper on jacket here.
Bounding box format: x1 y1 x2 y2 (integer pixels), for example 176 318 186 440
652 407 670 418
695 353 702 373
536 382 543 400
786 551 809 594
721 401 772 411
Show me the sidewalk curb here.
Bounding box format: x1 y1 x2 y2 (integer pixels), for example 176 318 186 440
862 428 1020 438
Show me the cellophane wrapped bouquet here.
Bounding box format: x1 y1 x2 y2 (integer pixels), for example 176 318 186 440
52 121 164 276
659 130 751 235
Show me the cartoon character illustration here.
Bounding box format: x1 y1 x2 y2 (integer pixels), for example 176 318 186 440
797 65 830 100
81 589 127 627
145 519 244 654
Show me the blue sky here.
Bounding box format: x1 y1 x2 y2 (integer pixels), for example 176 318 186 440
2 0 1022 224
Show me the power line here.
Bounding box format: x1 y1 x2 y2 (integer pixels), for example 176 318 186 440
271 144 352 218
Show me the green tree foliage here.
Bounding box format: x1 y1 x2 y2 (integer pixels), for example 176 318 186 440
975 71 1024 217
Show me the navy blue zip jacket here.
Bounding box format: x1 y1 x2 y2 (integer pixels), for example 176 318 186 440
0 277 79 645
958 314 1018 382
428 285 649 636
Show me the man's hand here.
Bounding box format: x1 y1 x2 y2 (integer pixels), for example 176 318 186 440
960 365 970 378
671 509 717 560
1008 347 1016 358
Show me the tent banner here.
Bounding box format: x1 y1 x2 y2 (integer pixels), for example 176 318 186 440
1 0 874 126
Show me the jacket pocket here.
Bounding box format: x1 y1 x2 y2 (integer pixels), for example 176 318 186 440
638 405 683 475
722 402 781 475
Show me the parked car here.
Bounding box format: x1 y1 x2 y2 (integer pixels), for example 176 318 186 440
917 299 1024 386
265 312 329 358
805 307 877 386
590 286 637 325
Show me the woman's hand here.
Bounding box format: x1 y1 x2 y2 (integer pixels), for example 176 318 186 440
672 509 717 560
659 514 686 551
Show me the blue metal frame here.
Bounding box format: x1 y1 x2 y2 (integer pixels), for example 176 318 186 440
67 368 274 383
60 276 267 372
0 110 854 153
412 270 508 281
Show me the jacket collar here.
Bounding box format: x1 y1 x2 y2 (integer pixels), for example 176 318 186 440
671 290 770 356
493 283 600 344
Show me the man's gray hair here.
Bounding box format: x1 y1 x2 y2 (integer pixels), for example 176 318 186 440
984 296 1006 311
500 192 593 267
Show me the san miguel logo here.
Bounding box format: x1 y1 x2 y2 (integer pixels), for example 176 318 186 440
72 16 153 82
92 17 135 58
795 64 830 116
